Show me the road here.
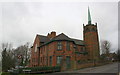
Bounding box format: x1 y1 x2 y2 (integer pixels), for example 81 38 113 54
59 62 119 73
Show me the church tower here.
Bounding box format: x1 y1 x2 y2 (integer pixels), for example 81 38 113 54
83 7 100 61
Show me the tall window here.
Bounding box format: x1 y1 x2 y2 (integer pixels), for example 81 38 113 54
40 57 42 63
66 56 71 69
66 41 70 50
57 41 62 50
35 44 37 52
43 56 44 64
50 56 52 66
57 56 62 65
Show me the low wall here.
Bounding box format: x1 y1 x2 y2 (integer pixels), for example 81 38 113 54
61 61 112 71
61 61 94 71
77 61 112 70
77 62 94 69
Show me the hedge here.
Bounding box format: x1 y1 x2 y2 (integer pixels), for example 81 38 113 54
20 66 61 73
1 72 11 75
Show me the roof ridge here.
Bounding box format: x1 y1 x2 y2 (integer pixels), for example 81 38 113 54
60 33 70 38
37 34 47 37
52 33 68 38
70 38 83 41
50 33 71 41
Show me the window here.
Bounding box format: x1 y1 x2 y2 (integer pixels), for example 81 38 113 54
35 44 37 52
81 47 83 51
66 56 71 69
41 57 42 63
50 56 52 66
66 41 70 50
41 47 43 54
81 47 85 52
43 56 44 63
57 56 62 65
32 58 34 62
57 41 62 50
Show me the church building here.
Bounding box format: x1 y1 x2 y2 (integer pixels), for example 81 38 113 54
29 8 100 70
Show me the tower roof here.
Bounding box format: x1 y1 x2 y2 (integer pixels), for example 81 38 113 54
88 7 92 24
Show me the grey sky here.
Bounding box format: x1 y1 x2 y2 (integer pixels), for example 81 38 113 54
0 2 118 53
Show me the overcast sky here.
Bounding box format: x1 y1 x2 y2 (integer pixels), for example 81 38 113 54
0 2 118 53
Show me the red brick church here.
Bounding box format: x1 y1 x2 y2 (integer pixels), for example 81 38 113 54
29 8 100 70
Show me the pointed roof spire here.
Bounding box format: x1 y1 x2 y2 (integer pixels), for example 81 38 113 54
88 6 92 24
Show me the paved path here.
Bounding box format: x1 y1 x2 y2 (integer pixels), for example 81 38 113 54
59 62 119 73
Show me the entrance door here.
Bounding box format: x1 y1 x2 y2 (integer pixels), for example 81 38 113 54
66 56 71 69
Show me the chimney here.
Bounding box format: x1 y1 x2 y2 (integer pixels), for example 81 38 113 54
47 31 56 39
47 33 51 38
51 31 56 38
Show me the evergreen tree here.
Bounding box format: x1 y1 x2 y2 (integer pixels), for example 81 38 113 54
2 48 16 71
2 48 8 71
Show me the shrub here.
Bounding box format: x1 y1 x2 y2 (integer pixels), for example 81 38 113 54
1 72 11 75
21 66 61 73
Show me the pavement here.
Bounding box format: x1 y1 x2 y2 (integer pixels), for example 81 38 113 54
59 62 119 73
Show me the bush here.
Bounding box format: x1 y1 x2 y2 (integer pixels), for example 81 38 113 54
21 66 61 73
1 72 11 75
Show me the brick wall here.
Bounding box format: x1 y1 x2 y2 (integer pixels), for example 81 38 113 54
84 25 100 60
77 62 94 69
30 35 40 67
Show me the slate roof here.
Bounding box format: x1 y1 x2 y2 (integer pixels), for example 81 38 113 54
37 33 85 47
71 38 84 46
37 34 50 43
51 33 72 41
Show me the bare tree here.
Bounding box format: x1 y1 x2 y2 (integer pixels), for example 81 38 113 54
1 42 31 71
101 40 111 55
100 40 112 62
1 43 13 51
13 42 31 66
2 43 8 50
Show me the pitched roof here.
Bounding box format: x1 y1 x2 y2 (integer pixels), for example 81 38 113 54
71 38 84 46
51 33 72 41
37 33 85 47
37 34 50 43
